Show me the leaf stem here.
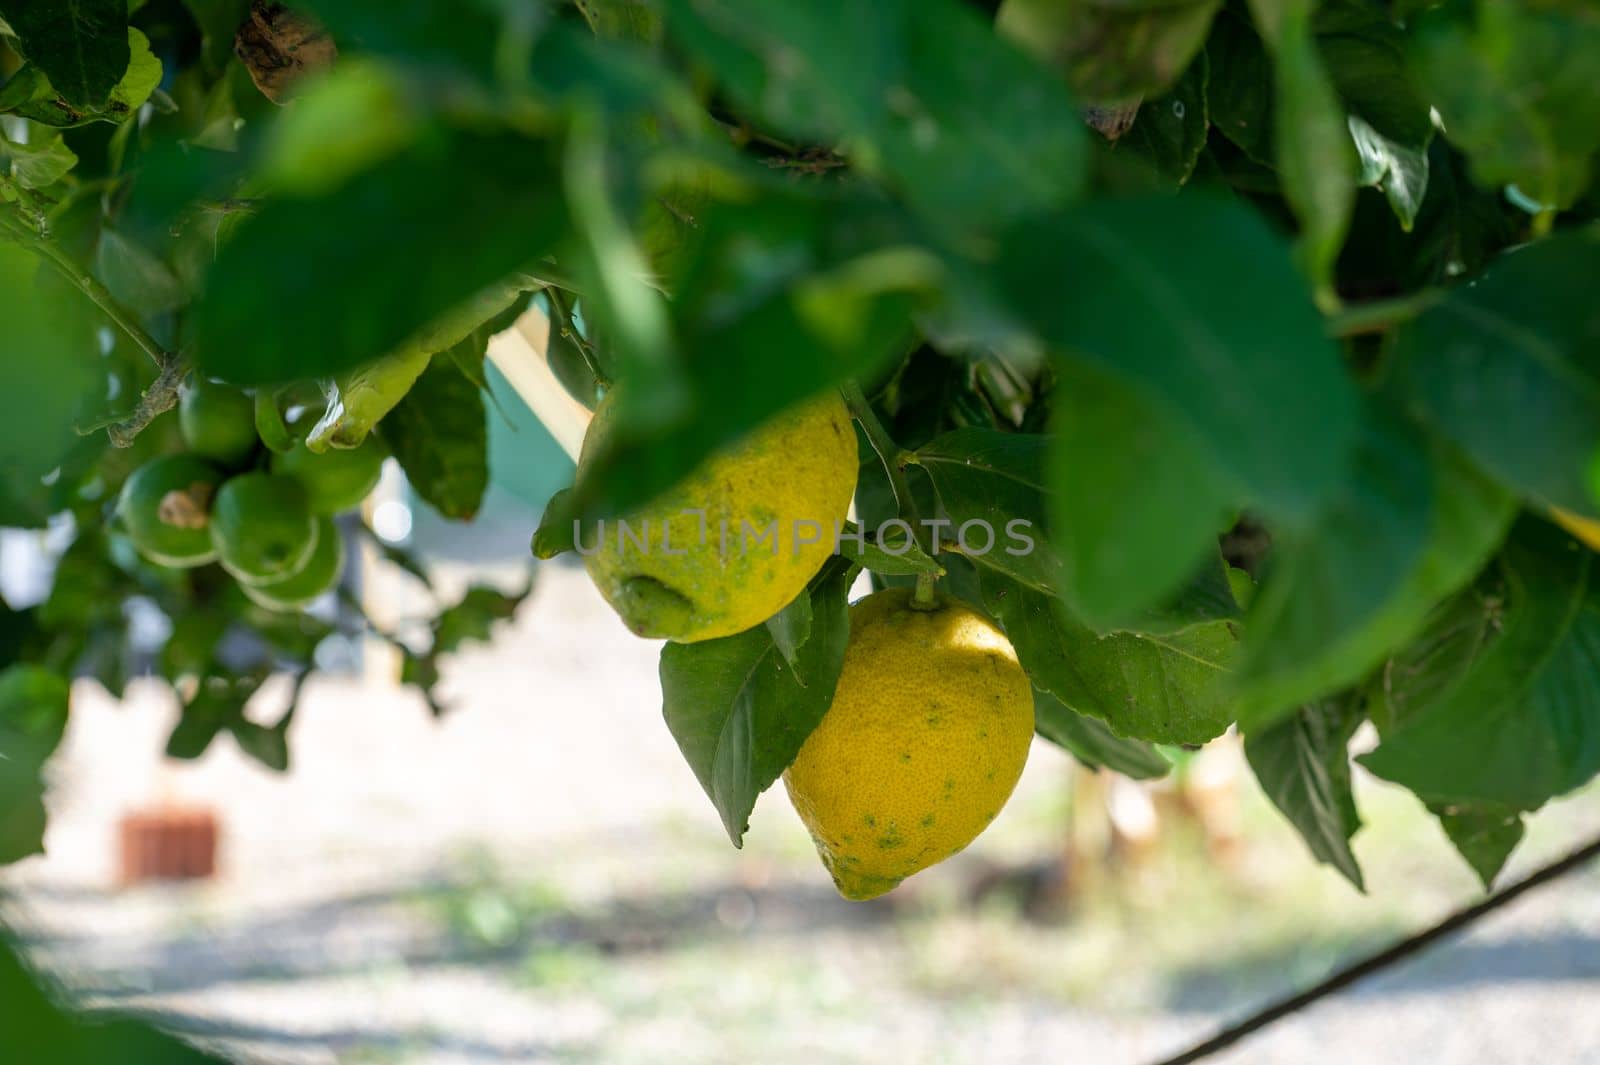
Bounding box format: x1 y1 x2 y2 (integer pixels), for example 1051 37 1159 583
841 380 936 559
546 288 611 388
19 222 174 369
911 571 941 610
1325 289 1443 337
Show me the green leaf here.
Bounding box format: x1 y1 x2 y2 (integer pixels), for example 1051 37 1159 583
0 125 78 188
379 356 488 523
999 193 1356 623
1047 360 1235 629
836 520 943 578
576 189 932 517
1 933 233 1062
0 664 70 859
1118 52 1210 187
1434 805 1525 890
662 559 852 845
0 241 97 487
1243 697 1365 889
1235 414 1517 729
765 583 814 673
980 570 1238 745
167 674 260 760
1360 518 1600 813
1412 2 1600 210
432 583 531 657
193 129 567 385
531 486 578 559
998 0 1221 103
1033 688 1171 779
0 0 129 107
912 427 1062 594
95 227 186 315
0 27 161 126
1249 0 1358 299
664 0 1087 231
1348 115 1429 232
1387 227 1600 514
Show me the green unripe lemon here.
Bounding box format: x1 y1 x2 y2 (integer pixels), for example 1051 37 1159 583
577 390 858 643
116 455 226 568
784 589 1035 901
179 378 259 467
209 473 319 585
271 435 386 514
242 516 345 610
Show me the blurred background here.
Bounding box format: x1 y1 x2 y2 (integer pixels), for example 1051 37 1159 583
3 353 1599 1065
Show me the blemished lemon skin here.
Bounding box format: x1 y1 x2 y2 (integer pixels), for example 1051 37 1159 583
783 588 1035 900
1553 508 1600 552
577 390 858 643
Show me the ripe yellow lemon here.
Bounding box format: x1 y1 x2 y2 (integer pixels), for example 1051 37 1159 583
577 390 858 642
1553 507 1600 552
783 588 1035 900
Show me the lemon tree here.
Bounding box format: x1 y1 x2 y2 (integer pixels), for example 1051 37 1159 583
3 0 1600 1036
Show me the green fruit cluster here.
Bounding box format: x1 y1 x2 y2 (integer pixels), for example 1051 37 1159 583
114 378 387 612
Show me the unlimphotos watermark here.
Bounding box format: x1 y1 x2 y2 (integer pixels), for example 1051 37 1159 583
572 512 1036 558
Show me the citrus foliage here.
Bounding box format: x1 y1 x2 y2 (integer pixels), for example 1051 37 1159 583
0 0 1598 909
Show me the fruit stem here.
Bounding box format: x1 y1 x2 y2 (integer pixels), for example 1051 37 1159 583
910 572 941 611
840 380 938 560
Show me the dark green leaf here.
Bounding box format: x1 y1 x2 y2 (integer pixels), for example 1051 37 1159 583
981 570 1238 745
1236 415 1516 729
380 359 489 522
1206 9 1274 164
0 27 161 126
1314 0 1432 147
193 129 567 385
1244 697 1365 889
0 0 129 107
1118 52 1210 187
1033 688 1171 779
1360 518 1600 812
661 557 853 845
913 427 1062 594
665 0 1087 231
998 0 1221 103
1387 227 1600 513
180 0 252 74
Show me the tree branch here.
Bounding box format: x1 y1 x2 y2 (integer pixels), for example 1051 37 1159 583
840 379 936 560
1150 830 1600 1065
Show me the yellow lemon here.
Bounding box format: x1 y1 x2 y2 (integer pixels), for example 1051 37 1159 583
576 390 858 643
784 588 1035 900
1553 507 1600 552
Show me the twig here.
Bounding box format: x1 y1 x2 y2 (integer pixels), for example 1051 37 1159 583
840 380 935 560
106 353 190 448
1325 289 1443 338
1149 830 1600 1065
545 288 610 388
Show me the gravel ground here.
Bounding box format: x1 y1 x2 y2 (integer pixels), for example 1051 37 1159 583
5 562 1600 1065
